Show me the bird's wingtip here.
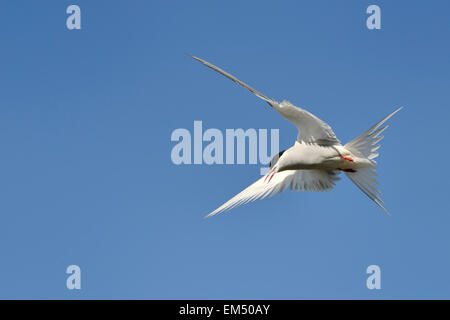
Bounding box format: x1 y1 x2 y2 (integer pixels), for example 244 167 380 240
204 212 215 219
376 199 391 216
186 53 201 61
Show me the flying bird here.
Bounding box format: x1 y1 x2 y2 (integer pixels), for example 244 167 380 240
190 55 401 217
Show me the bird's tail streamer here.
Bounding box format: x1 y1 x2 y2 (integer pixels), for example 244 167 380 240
343 107 402 214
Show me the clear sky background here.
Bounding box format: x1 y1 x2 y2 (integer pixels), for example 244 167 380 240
0 1 449 299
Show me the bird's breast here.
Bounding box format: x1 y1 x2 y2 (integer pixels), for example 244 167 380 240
278 143 340 171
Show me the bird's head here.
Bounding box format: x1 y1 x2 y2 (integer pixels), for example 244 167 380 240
269 150 286 169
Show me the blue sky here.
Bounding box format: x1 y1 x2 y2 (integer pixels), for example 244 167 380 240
0 1 449 299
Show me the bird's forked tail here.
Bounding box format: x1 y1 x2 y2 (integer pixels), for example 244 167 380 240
343 107 402 214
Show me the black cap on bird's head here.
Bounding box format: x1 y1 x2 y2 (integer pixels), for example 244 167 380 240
270 150 286 169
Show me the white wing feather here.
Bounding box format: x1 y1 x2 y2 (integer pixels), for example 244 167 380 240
191 55 340 146
274 100 340 145
207 170 340 217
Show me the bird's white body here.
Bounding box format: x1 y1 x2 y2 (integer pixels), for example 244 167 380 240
277 142 372 172
190 55 401 216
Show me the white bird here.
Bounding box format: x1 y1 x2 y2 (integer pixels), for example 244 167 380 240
190 55 401 217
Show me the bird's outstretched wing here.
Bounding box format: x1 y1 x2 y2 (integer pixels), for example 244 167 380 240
274 100 340 145
190 55 276 106
190 55 340 146
206 169 340 217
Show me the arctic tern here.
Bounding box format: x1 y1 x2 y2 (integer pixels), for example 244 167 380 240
190 55 401 217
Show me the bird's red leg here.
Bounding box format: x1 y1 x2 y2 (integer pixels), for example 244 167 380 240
265 167 278 183
267 170 277 183
264 167 274 182
340 155 354 162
